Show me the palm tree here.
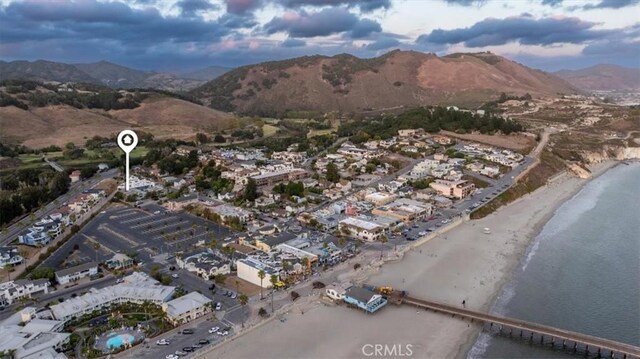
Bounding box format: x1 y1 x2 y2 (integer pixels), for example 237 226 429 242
235 279 240 294
301 257 310 274
269 274 278 313
238 294 248 328
209 238 218 251
257 270 266 299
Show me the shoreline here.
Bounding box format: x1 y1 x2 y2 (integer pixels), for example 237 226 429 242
201 160 621 359
457 160 619 358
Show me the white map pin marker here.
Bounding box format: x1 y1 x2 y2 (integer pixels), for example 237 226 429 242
117 129 138 191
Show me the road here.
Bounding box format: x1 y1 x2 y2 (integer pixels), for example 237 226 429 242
0 168 119 245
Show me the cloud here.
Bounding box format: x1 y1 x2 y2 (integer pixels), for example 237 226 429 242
582 0 640 9
365 36 400 50
218 13 259 28
281 38 306 47
540 0 563 5
442 0 487 6
348 18 382 39
417 15 609 47
176 0 218 17
264 8 380 38
225 0 262 15
277 0 391 12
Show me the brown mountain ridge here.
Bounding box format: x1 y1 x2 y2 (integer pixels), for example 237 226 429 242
192 50 578 116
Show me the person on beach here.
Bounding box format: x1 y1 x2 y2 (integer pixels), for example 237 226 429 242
462 300 466 308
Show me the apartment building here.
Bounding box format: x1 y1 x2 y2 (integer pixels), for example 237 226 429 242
0 279 50 306
55 262 99 285
339 217 384 242
429 179 475 199
162 292 212 326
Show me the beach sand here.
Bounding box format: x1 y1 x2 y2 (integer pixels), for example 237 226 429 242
202 162 616 359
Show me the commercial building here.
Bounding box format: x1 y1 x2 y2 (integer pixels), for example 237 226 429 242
429 179 475 199
339 217 384 242
343 286 387 313
251 168 308 187
0 279 50 306
105 253 134 270
0 308 69 359
236 258 279 288
54 262 99 285
364 192 397 206
372 199 434 223
162 292 212 326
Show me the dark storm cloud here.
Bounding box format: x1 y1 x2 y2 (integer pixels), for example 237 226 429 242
540 0 563 5
176 0 218 17
417 16 609 47
264 7 380 38
225 0 262 15
281 38 306 47
0 0 230 44
278 0 391 12
365 36 400 50
219 13 259 28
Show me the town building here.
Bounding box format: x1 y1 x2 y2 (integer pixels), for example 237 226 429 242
0 247 24 267
69 170 81 183
55 262 99 285
236 258 279 288
105 253 134 270
364 192 397 206
343 286 388 313
176 251 230 279
325 285 346 301
162 292 212 326
339 217 384 242
49 272 174 323
429 179 475 199
0 279 50 306
0 308 69 359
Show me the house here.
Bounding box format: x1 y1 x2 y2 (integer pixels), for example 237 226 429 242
254 232 298 252
176 251 230 279
69 170 81 183
162 292 212 326
325 285 346 301
343 286 387 313
0 247 24 267
105 253 134 270
55 262 98 285
0 279 50 306
339 217 384 242
236 257 279 288
364 192 397 206
429 179 475 199
210 204 252 223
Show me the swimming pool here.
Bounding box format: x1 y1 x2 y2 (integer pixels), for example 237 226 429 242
106 333 135 350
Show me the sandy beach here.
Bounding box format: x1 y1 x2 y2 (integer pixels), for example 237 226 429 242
201 161 616 359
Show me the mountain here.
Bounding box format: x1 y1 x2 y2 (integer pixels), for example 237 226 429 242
182 66 232 81
0 60 98 84
192 50 578 115
0 60 229 91
554 64 640 91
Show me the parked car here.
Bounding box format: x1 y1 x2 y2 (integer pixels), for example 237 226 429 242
183 347 194 352
174 351 187 356
166 355 179 359
172 274 179 278
215 302 222 311
217 330 229 336
182 329 194 334
156 339 170 345
198 339 210 345
192 343 202 349
230 293 237 299
208 326 220 334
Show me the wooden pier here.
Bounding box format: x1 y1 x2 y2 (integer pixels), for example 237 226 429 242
402 295 640 358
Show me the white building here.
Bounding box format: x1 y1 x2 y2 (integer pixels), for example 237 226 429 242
0 247 24 267
176 251 230 279
0 279 50 306
0 308 69 359
162 292 212 326
339 217 384 242
237 258 279 288
364 192 397 206
50 272 174 323
55 262 98 285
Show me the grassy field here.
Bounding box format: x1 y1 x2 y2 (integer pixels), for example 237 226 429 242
262 124 279 137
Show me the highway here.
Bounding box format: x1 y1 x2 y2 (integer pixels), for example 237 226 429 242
0 168 119 246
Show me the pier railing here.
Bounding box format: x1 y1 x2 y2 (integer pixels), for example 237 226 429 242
402 296 640 359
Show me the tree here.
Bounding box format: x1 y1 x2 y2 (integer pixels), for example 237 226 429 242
239 293 249 327
243 178 259 202
196 133 209 144
257 269 266 299
269 274 278 313
214 134 226 143
326 162 340 183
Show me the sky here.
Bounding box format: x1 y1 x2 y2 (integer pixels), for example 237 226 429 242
0 0 638 72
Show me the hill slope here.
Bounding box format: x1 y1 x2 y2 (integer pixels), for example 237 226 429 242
0 83 233 147
192 50 577 115
554 64 640 91
0 60 229 91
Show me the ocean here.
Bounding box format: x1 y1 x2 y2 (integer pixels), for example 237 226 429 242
469 162 640 358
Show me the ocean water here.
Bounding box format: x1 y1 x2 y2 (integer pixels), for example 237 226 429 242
469 162 640 359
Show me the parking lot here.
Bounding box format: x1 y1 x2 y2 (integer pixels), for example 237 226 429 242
39 202 233 274
135 316 234 359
